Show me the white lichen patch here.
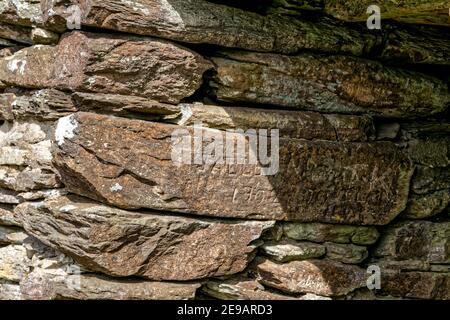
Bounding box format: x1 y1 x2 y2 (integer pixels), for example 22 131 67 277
110 183 123 192
7 59 27 75
55 115 78 146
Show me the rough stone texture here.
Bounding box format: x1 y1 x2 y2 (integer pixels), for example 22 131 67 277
403 191 450 219
0 22 32 44
210 51 450 118
411 166 450 195
0 0 448 301
0 225 27 244
0 245 28 282
374 221 450 264
0 234 202 300
1 91 375 141
324 243 368 264
202 276 298 300
0 0 43 27
177 102 375 142
0 121 60 192
0 90 345 139
30 27 59 45
0 90 77 121
41 0 379 55
21 272 201 300
53 112 413 225
283 223 379 245
382 25 450 65
0 31 212 103
203 275 332 300
0 279 22 299
281 0 450 25
16 196 274 281
261 240 325 262
378 271 450 300
255 258 366 297
406 137 450 168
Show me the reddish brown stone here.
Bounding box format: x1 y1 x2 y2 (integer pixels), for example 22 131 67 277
0 32 212 103
16 196 273 281
255 258 366 296
210 51 450 118
53 112 413 225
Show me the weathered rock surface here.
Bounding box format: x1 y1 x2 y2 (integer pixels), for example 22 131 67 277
0 90 181 121
255 258 366 296
30 27 59 45
403 191 450 219
202 276 297 300
0 225 27 244
203 275 332 300
324 243 368 264
1 90 375 141
378 271 450 300
41 0 379 55
282 0 450 26
0 32 212 103
0 0 43 27
411 166 450 195
16 196 273 281
382 25 450 65
0 279 22 299
0 22 32 44
0 245 28 282
374 221 450 264
261 240 325 262
210 51 450 118
21 272 201 300
0 204 19 226
282 223 379 245
177 103 375 142
406 137 450 168
0 121 60 191
53 112 413 225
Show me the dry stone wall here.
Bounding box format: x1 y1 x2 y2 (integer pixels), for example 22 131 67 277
0 0 449 300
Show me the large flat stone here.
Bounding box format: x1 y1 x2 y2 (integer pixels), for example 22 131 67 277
202 276 298 300
176 103 375 142
40 0 379 55
210 51 450 118
1 90 375 141
21 273 201 300
254 258 366 297
16 196 273 281
0 31 211 103
53 112 413 225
